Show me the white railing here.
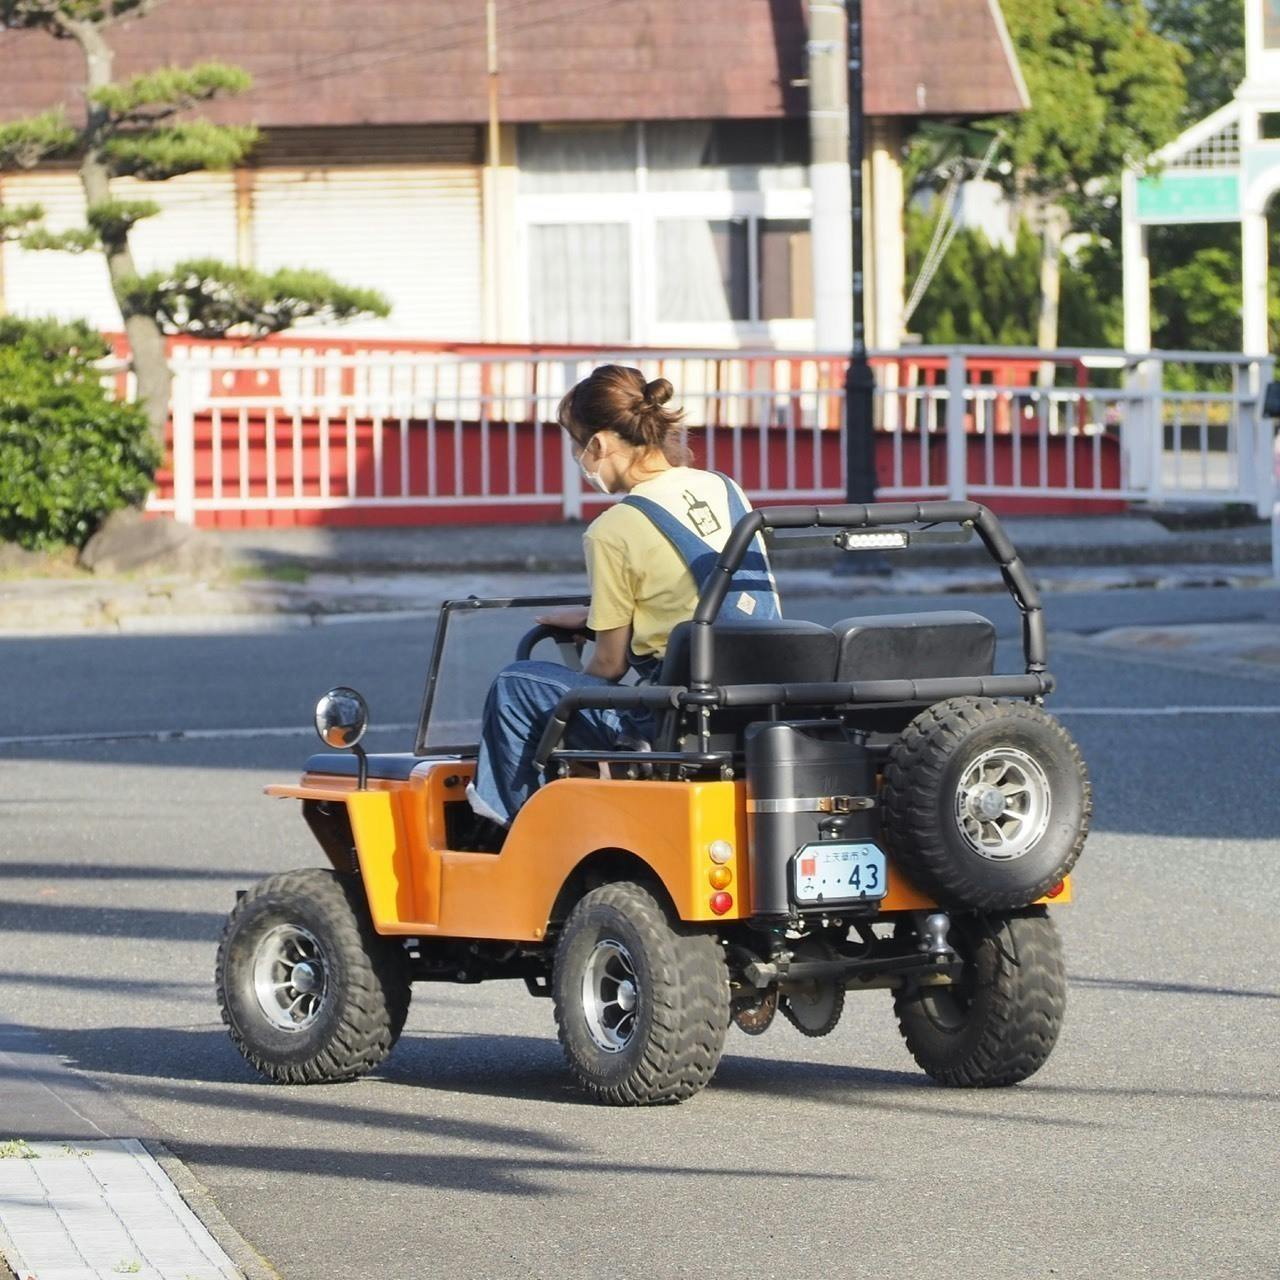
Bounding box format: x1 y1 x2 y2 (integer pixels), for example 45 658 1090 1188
144 345 1277 525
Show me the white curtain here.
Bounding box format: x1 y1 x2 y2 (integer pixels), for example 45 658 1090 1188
656 219 748 323
518 125 638 194
529 223 631 343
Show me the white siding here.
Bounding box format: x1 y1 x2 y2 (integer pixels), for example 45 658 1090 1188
0 171 236 327
251 167 482 339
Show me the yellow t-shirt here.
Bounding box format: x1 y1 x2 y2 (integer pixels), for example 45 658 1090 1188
584 466 754 658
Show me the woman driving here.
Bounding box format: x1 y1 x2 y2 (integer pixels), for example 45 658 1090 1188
467 363 778 832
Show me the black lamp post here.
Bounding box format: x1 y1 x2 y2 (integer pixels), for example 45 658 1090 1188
844 0 877 506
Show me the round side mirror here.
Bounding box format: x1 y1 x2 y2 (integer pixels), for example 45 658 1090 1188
314 686 369 749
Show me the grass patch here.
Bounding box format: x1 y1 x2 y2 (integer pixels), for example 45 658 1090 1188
0 1138 38 1159
223 562 310 585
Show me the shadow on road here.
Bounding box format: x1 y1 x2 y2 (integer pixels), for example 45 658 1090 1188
0 898 226 941
1069 973 1280 1001
0 860 264 882
33 1021 1116 1129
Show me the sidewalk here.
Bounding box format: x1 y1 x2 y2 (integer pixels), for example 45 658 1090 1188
0 1025 270 1280
0 514 1273 636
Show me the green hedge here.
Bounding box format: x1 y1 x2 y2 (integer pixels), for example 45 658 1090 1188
0 317 158 550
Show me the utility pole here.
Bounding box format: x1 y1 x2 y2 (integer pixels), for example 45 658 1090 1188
483 0 501 339
844 0 877 505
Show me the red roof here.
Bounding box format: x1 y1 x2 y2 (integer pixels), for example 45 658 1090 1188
0 0 1027 127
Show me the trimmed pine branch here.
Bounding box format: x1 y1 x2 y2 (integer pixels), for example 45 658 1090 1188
103 121 259 179
0 202 45 241
0 1 165 34
0 111 79 169
20 225 99 253
90 62 253 125
86 197 159 242
120 259 392 339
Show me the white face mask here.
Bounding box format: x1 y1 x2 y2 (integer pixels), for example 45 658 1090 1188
578 440 611 494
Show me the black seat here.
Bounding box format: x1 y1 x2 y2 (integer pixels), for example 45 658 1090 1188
659 618 838 686
305 752 422 781
831 611 996 682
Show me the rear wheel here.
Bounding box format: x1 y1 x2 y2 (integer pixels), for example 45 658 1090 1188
893 910 1066 1087
216 868 411 1084
553 882 729 1105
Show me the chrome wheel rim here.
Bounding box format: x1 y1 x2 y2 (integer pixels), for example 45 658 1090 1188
581 939 639 1053
954 747 1051 861
252 924 329 1032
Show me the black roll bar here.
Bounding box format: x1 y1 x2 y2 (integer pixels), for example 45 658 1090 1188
690 500 1045 692
531 501 1049 770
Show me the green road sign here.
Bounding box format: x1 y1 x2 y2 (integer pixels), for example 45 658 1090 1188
1136 172 1241 223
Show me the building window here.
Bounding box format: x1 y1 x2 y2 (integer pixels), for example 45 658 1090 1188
529 223 631 343
656 218 749 323
517 124 638 193
759 219 813 320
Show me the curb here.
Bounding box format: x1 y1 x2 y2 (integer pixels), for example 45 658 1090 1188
144 1142 280 1280
0 564 1274 637
221 539 1274 577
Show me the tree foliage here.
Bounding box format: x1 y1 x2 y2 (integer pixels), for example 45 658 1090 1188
1 0 161 28
0 316 157 550
905 208 1120 348
998 0 1188 217
0 111 77 168
1149 0 1245 123
121 260 391 339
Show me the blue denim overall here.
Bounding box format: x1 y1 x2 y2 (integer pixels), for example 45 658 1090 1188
468 473 780 825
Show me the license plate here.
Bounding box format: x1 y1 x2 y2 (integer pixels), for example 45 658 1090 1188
792 841 887 904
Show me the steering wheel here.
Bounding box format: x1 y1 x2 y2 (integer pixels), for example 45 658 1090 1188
516 623 596 672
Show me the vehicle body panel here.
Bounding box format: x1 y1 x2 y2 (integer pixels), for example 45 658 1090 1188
268 761 1072 941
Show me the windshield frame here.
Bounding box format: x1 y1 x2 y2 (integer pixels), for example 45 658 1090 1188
414 594 591 756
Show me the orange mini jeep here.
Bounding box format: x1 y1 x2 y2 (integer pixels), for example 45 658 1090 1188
216 502 1090 1105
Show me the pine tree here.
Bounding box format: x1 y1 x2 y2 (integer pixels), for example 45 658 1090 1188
0 2 389 441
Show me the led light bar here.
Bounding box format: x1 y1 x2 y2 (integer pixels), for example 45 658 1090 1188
836 530 910 551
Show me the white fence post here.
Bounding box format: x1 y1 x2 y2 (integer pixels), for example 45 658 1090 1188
170 365 196 526
1252 357 1277 520
559 359 583 521
945 351 968 501
1144 356 1165 505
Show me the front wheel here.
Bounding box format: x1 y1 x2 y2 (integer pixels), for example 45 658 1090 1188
216 868 411 1084
553 882 730 1105
893 910 1066 1087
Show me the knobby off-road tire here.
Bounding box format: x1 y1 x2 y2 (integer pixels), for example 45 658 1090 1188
553 882 730 1106
216 868 411 1084
894 910 1066 1087
883 697 1091 910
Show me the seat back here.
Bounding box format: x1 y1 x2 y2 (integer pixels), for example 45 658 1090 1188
831 611 996 682
659 618 837 687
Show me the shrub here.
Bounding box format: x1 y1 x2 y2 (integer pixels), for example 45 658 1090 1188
0 317 158 550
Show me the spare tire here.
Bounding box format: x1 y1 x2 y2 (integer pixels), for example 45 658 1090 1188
883 697 1090 910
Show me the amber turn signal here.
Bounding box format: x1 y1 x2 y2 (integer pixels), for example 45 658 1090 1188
708 865 732 890
709 891 733 915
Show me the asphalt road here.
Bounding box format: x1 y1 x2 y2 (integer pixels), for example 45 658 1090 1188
2 583 1279 1280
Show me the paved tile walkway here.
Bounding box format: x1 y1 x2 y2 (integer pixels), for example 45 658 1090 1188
0 1140 241 1280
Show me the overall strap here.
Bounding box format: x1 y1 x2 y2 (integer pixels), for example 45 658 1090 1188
712 473 782 620
620 493 719 589
622 479 781 622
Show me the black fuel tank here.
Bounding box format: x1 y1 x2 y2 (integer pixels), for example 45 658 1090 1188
744 721 877 918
